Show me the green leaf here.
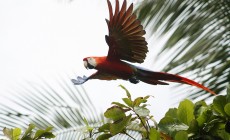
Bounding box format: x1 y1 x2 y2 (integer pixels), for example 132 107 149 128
34 130 46 139
144 95 151 100
96 134 113 140
211 122 230 140
227 84 230 103
188 119 199 133
3 127 22 140
224 103 230 117
174 131 188 140
83 118 89 126
122 98 133 107
134 106 150 117
112 102 129 108
83 118 93 132
110 115 132 135
133 97 147 106
3 128 13 139
177 99 194 125
12 128 21 140
119 85 131 99
21 124 35 139
104 106 126 121
203 118 223 132
159 116 189 137
196 109 213 127
98 123 110 132
34 127 55 139
21 137 32 140
194 101 208 118
213 95 227 116
149 128 160 140
165 108 177 118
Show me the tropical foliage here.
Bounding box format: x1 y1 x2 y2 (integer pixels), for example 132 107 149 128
0 77 103 139
3 84 230 140
135 0 230 100
3 124 55 140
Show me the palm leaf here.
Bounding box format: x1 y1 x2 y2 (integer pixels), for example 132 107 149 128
0 75 105 139
0 75 145 139
136 0 230 100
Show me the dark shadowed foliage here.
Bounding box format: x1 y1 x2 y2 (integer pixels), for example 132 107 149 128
135 0 230 100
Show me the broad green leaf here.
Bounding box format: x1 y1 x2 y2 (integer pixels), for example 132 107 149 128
177 99 194 125
165 108 177 118
224 103 230 116
12 128 21 140
203 118 223 132
159 116 189 137
196 109 212 127
110 115 132 135
122 98 133 107
112 102 129 108
34 127 54 139
44 127 53 132
149 128 160 140
174 131 188 140
98 123 110 132
96 134 113 140
104 106 126 121
119 85 131 99
40 132 55 139
188 119 199 133
3 128 12 139
134 106 150 117
34 130 45 139
194 101 208 118
213 95 227 116
211 123 230 140
133 97 147 106
21 124 35 139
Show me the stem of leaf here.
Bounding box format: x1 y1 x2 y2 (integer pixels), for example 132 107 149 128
124 132 136 140
135 113 149 138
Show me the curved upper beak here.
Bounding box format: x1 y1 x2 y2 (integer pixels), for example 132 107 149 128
84 61 88 69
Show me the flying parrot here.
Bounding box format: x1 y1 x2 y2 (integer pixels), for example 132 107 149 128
72 0 215 95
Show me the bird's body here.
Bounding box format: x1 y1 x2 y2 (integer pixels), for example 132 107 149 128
72 0 215 95
89 56 134 80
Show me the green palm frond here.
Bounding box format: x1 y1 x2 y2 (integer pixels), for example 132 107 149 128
0 76 144 139
0 76 104 139
136 0 230 100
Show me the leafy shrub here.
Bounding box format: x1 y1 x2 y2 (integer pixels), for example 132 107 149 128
3 124 55 140
83 85 230 140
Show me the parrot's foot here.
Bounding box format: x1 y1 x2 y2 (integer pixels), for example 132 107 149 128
129 76 140 84
71 75 88 85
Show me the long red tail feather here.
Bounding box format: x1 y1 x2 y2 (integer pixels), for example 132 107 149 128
136 68 216 95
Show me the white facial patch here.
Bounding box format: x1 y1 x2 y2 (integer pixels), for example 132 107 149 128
87 57 97 67
84 61 88 69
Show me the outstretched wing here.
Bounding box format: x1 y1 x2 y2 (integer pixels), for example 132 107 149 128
71 71 118 85
105 0 148 63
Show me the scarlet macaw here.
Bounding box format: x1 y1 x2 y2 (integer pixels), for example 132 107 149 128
72 0 215 95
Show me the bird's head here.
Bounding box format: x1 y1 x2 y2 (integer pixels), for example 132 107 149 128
83 57 97 69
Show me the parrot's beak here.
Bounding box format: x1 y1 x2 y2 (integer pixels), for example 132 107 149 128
84 61 88 69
